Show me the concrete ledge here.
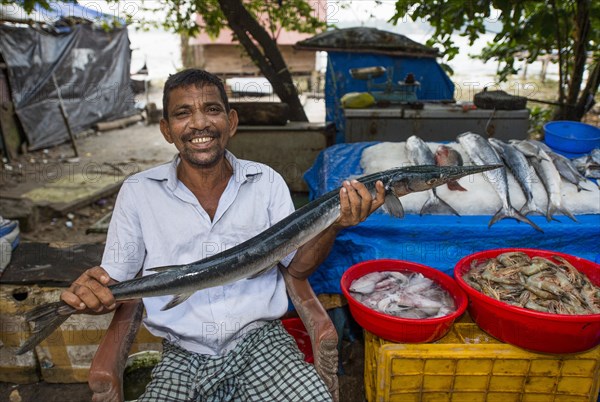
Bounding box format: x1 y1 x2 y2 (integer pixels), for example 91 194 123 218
229 123 332 192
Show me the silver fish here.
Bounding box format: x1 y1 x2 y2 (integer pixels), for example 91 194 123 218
406 135 460 216
548 152 590 192
591 148 600 165
572 151 600 182
528 140 589 190
510 140 549 161
528 147 577 222
458 132 542 232
16 164 500 355
488 138 544 217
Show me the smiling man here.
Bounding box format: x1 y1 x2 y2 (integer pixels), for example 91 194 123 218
60 69 385 401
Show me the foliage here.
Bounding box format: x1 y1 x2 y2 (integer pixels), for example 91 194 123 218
0 0 74 13
391 0 599 78
138 0 325 42
528 105 554 139
390 0 600 120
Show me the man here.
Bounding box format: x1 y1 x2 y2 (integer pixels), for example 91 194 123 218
61 69 385 401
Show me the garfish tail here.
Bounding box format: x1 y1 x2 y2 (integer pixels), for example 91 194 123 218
16 301 76 355
420 189 460 216
489 206 543 232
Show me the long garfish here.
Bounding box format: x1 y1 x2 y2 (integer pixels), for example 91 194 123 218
16 164 499 355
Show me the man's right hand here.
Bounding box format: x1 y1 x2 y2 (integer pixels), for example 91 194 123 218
60 266 117 313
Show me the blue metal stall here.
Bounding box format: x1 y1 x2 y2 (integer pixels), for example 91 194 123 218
296 27 455 143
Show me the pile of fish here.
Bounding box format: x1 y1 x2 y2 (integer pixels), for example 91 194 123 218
462 252 600 315
349 270 456 319
572 148 600 179
381 133 599 232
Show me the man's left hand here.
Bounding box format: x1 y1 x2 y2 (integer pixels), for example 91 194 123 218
332 179 385 231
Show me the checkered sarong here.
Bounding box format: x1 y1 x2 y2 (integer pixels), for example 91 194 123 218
138 320 332 401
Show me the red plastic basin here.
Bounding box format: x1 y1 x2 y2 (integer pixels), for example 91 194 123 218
282 317 313 363
454 248 600 354
341 259 467 343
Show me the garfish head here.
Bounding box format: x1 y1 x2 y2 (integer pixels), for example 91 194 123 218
387 165 502 196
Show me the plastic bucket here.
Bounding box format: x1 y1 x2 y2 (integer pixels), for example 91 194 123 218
341 259 467 343
454 248 600 353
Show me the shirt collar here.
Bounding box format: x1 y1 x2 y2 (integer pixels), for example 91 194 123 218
145 150 262 192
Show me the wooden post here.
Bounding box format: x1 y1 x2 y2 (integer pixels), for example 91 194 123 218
51 73 79 158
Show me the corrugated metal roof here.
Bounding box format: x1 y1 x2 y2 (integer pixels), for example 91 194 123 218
295 27 438 58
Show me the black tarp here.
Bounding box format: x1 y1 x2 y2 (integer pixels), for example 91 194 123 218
0 23 135 150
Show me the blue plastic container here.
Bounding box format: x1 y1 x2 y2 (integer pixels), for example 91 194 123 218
544 121 600 153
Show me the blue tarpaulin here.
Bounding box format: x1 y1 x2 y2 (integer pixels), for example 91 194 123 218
326 53 455 143
304 143 600 296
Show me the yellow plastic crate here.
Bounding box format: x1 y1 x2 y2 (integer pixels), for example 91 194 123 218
364 321 600 402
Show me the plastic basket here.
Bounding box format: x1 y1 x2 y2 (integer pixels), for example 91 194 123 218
364 319 600 402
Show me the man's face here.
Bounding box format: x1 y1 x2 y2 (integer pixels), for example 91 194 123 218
160 84 238 168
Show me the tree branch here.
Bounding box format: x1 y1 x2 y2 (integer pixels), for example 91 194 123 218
217 0 308 121
566 0 591 109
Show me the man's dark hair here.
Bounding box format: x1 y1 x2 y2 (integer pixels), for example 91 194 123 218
162 69 230 120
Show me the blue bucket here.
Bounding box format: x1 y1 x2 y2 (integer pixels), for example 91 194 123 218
543 121 600 154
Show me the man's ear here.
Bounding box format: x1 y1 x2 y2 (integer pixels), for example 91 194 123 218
227 108 239 139
159 118 173 143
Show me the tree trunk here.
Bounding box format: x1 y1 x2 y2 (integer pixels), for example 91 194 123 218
550 0 566 118
180 33 195 69
217 0 308 122
573 58 600 120
559 0 591 121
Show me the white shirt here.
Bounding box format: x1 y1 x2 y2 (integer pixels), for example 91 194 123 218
101 151 295 355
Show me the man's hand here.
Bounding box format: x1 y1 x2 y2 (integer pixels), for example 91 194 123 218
61 266 117 313
332 179 385 231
